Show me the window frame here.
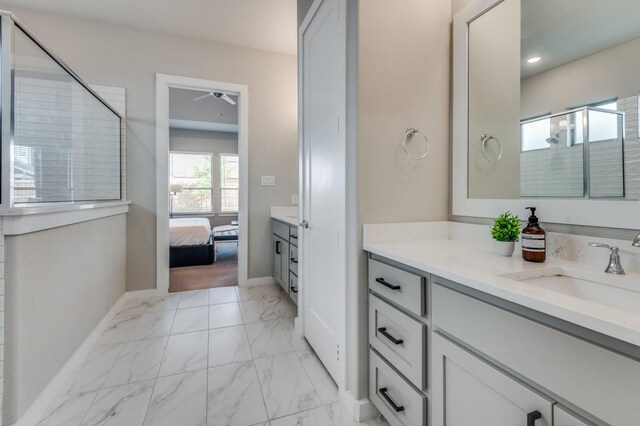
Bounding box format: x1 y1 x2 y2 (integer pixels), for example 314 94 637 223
566 98 619 146
219 153 239 214
169 151 215 215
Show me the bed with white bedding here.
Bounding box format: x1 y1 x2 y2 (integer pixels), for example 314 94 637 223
169 218 214 267
170 218 211 246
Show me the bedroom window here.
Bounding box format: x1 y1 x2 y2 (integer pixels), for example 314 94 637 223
169 152 214 214
220 154 239 213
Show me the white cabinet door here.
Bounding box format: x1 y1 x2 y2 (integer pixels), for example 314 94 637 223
300 0 346 382
432 332 553 426
554 406 593 426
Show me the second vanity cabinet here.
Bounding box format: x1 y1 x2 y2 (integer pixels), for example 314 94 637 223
272 219 299 304
367 254 638 426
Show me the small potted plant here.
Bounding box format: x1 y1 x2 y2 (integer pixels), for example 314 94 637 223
490 212 521 257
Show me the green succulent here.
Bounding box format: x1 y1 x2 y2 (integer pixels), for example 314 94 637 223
490 212 521 242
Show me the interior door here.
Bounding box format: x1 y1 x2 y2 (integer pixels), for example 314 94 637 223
301 0 345 382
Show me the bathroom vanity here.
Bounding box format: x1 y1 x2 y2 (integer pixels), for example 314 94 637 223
271 207 299 304
365 222 640 426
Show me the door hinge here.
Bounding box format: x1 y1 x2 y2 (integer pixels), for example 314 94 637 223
336 343 340 362
337 116 340 134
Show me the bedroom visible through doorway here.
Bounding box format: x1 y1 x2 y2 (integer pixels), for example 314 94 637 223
168 87 240 292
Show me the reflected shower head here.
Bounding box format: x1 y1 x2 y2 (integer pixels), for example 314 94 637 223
547 133 560 145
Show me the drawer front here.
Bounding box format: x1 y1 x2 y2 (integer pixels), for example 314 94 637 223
369 294 426 390
554 406 594 426
272 220 290 240
289 226 299 245
289 245 299 276
369 259 426 317
370 349 426 426
289 273 298 305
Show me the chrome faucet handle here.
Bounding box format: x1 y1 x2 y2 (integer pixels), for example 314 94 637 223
633 233 640 248
589 243 625 275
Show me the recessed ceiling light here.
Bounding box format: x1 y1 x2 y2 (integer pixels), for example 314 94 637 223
527 57 542 64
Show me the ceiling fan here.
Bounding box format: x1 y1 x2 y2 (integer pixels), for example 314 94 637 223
193 91 237 105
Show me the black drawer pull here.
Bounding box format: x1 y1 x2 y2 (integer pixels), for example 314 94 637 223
379 387 404 413
378 327 403 345
275 240 281 254
290 234 298 239
527 410 542 426
290 258 298 264
290 286 298 293
376 278 401 290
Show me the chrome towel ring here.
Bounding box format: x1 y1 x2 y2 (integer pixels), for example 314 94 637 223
481 134 502 163
403 128 430 160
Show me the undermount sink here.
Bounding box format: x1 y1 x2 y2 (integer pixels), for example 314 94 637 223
501 267 640 316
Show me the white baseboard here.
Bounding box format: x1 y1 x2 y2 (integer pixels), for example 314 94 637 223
242 276 276 287
339 389 379 423
15 293 129 426
125 288 165 299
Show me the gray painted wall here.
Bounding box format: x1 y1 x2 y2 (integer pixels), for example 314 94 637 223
4 215 127 423
354 0 452 400
170 128 239 227
1 4 299 289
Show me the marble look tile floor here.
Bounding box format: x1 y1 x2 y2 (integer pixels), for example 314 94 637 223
36 284 389 426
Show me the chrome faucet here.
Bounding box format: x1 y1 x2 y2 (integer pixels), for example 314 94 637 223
633 233 640 248
589 243 625 275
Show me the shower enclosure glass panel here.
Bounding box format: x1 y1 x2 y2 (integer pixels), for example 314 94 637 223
13 26 121 204
520 107 624 199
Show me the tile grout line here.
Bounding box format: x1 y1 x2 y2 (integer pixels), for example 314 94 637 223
238 285 273 424
205 295 210 426
138 296 177 426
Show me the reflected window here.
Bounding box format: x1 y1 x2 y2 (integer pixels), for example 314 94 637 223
570 100 618 144
521 115 551 151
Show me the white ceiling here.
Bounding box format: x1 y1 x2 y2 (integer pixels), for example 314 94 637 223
169 88 238 125
522 0 640 78
2 0 298 55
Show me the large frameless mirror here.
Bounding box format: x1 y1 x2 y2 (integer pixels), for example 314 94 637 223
466 0 638 200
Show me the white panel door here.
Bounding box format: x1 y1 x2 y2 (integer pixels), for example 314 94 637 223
301 0 345 382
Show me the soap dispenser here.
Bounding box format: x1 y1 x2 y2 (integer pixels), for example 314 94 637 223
522 207 546 262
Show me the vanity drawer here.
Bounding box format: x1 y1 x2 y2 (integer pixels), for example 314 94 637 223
369 294 427 390
369 259 426 317
272 220 290 240
370 349 427 426
289 226 298 245
289 273 298 305
289 245 299 276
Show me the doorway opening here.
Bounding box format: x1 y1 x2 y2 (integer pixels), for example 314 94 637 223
156 74 249 293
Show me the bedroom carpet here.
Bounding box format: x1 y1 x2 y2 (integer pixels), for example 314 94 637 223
170 243 238 292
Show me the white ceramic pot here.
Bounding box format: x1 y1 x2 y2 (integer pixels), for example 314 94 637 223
493 240 515 257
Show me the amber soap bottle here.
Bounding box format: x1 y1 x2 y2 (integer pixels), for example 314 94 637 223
521 207 546 262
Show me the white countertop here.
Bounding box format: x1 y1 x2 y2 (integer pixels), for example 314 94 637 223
270 206 299 227
364 221 640 348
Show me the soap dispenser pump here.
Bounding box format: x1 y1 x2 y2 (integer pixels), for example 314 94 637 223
522 207 546 262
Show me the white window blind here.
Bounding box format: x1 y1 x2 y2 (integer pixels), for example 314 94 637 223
13 27 121 204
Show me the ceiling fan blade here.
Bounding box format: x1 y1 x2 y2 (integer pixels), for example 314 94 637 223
220 93 237 105
193 92 213 101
